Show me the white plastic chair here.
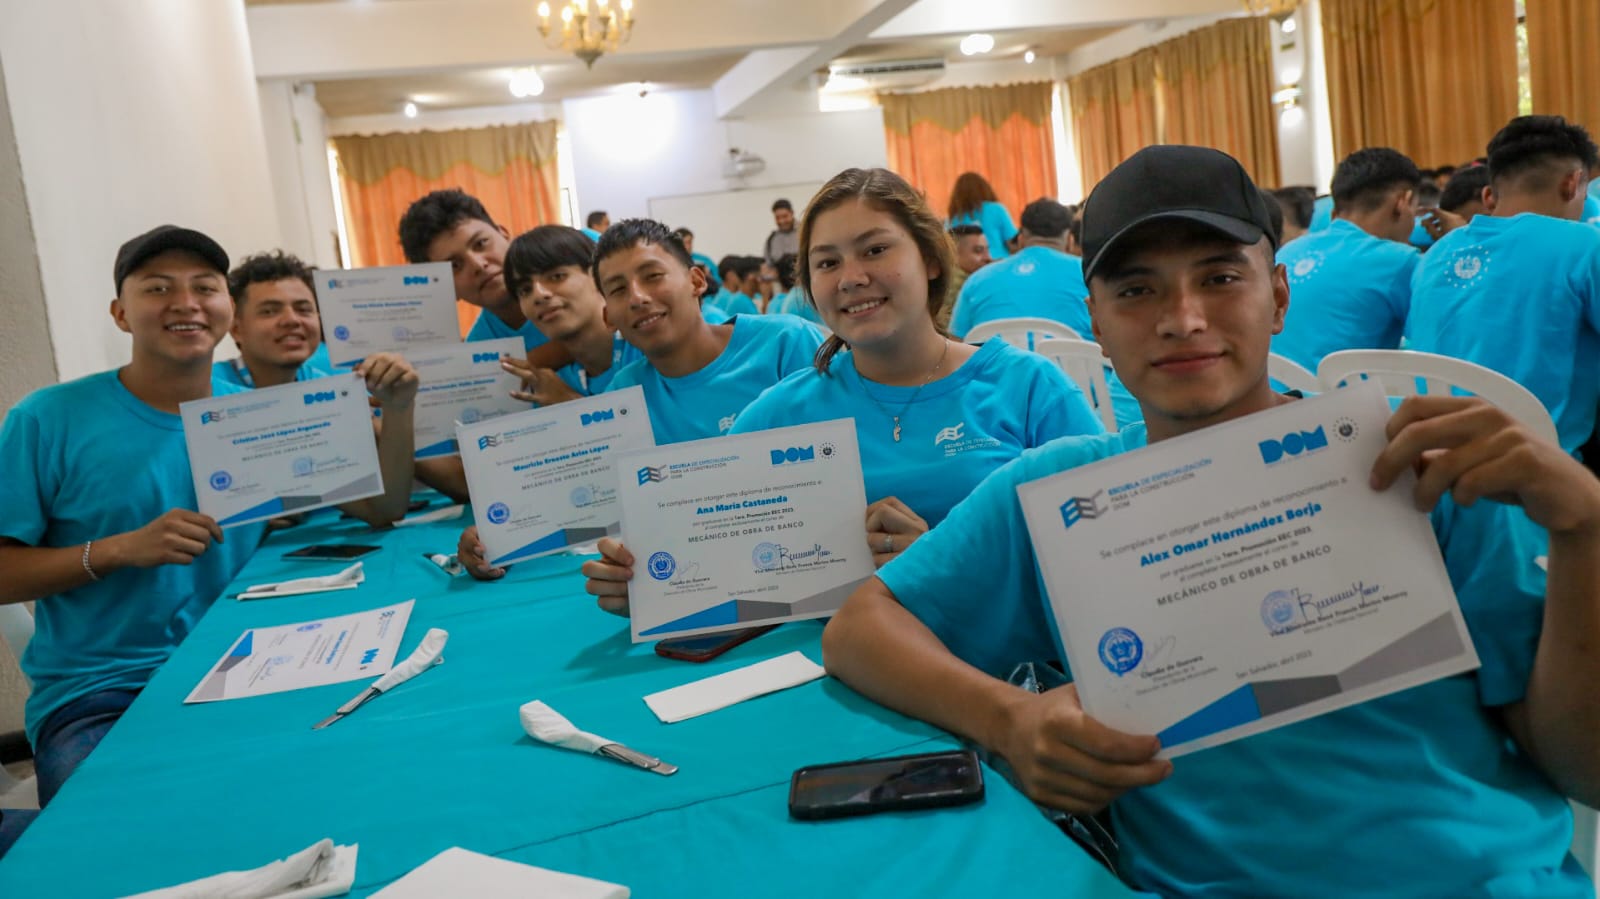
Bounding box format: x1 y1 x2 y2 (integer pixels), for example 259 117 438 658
1318 349 1559 447
1035 339 1118 432
964 317 1081 352
0 605 35 809
1267 352 1320 394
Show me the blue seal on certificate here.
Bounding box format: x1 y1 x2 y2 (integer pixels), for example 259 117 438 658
392 326 412 341
647 551 676 581
460 407 482 425
486 502 511 525
569 486 594 508
752 542 781 571
1261 589 1300 633
208 470 232 491
333 325 350 341
1098 628 1143 676
291 457 315 477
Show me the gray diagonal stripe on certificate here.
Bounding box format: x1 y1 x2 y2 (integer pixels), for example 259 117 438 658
1333 612 1466 692
277 473 382 512
723 580 865 621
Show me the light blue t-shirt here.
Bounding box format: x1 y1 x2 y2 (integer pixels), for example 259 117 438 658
0 372 267 744
605 314 824 444
878 424 1584 899
553 333 645 397
1309 194 1333 232
701 303 731 324
730 339 1103 526
950 201 1018 259
949 246 1090 340
581 228 603 242
1273 219 1420 370
1406 212 1600 452
211 343 335 389
466 308 551 354
769 288 823 325
690 252 721 289
720 292 760 318
1582 193 1600 227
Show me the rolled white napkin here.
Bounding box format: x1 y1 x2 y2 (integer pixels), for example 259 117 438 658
239 563 364 600
519 701 612 753
122 838 357 899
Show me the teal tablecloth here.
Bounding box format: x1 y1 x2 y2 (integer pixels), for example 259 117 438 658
0 507 1144 897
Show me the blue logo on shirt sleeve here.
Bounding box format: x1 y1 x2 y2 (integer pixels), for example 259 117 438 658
1098 627 1143 676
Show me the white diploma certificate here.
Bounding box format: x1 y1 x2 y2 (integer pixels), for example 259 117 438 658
616 419 874 643
315 262 460 366
1017 383 1478 757
181 373 383 528
455 387 656 566
185 600 414 703
408 338 528 458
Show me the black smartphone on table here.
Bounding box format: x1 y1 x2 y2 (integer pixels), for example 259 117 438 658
282 544 381 561
788 749 985 820
653 625 778 662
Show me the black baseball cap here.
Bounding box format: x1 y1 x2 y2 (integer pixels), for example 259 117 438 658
113 225 230 292
1080 145 1277 285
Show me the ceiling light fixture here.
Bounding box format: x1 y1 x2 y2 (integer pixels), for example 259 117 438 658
1023 48 1037 64
1280 15 1298 34
959 33 994 56
536 0 635 69
509 67 546 98
403 101 418 118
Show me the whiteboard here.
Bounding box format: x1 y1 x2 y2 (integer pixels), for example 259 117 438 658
647 181 825 263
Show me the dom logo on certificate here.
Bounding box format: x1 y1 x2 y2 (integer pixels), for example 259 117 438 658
615 419 874 643
1016 382 1479 758
406 337 527 458
456 386 656 566
180 372 384 528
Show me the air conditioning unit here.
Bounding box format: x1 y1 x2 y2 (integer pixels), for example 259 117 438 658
724 148 767 180
826 58 946 92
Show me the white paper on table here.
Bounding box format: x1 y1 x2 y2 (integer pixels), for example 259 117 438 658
1017 382 1478 758
456 387 656 567
643 651 826 723
404 338 527 459
123 839 357 899
185 600 415 703
616 419 873 643
371 848 628 899
314 262 459 367
180 373 384 529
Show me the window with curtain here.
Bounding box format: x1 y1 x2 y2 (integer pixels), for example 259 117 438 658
1322 0 1518 167
1526 0 1600 132
1066 16 1280 195
879 82 1057 224
332 120 561 336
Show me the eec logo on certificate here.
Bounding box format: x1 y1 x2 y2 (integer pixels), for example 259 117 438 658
616 419 873 643
1017 382 1478 758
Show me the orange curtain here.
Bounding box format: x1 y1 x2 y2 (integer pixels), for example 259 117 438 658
880 82 1057 223
1067 17 1279 194
333 121 560 336
1527 0 1600 132
1323 0 1517 167
1068 51 1161 192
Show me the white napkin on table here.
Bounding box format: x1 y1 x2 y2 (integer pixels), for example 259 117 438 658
519 700 613 754
643 651 826 723
122 838 357 899
370 848 628 899
238 563 364 600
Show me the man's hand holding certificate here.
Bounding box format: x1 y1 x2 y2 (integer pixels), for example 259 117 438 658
1018 383 1478 757
616 420 874 642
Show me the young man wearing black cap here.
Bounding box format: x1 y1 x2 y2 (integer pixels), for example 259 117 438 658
948 197 1088 340
822 147 1600 896
0 226 420 819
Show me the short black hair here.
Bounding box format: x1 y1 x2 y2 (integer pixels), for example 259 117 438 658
398 189 497 264
1415 179 1442 208
1019 197 1071 239
228 250 316 305
948 224 984 239
774 252 798 291
1270 186 1316 229
1487 115 1600 189
736 255 764 279
1259 188 1285 244
673 226 694 240
592 218 694 287
772 198 793 213
586 210 609 228
1331 148 1422 213
1439 165 1491 213
717 254 742 281
503 225 596 298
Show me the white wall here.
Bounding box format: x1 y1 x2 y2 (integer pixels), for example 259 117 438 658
0 56 55 416
561 88 888 236
0 0 281 382
259 80 341 269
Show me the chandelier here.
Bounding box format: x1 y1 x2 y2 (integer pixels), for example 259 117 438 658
536 0 635 68
1242 0 1299 14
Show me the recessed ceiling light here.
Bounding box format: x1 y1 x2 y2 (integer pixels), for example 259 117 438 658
1280 16 1298 34
403 101 418 118
1023 49 1036 64
509 67 545 99
959 33 994 56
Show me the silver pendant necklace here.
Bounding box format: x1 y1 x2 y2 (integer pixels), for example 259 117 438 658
861 339 950 442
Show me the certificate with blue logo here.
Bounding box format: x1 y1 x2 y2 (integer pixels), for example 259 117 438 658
181 373 385 528
408 338 527 458
455 386 656 566
615 419 874 643
185 600 414 703
1017 382 1478 758
314 262 459 367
